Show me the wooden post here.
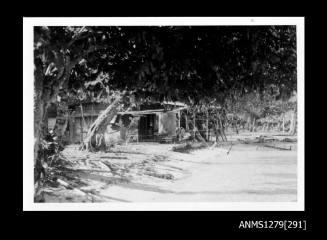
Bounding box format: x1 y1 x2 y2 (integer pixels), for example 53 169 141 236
216 113 219 142
92 104 95 123
68 113 73 143
80 104 85 142
206 110 209 141
178 111 181 129
193 111 196 139
80 119 83 143
70 116 75 143
185 114 189 131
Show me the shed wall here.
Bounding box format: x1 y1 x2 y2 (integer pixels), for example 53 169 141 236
158 112 177 136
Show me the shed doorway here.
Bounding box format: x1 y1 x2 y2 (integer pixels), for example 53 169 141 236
138 114 158 141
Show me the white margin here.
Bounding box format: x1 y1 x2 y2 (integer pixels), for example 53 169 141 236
23 17 305 211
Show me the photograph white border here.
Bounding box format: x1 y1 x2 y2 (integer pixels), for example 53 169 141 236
23 17 305 211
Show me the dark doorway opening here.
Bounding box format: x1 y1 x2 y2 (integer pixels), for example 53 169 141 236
138 114 157 141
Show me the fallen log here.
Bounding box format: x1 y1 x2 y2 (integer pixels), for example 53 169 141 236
99 156 128 159
257 136 276 143
144 171 174 179
263 144 292 150
172 142 208 153
281 138 297 142
107 150 144 155
238 139 251 144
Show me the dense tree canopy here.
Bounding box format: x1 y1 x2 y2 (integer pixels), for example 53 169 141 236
34 25 296 106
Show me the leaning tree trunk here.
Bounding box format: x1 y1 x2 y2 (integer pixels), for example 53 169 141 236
80 92 125 151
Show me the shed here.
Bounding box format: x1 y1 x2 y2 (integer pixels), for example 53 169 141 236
67 101 188 144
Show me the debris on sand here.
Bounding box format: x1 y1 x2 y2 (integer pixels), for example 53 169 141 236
281 138 297 143
100 156 128 159
144 171 174 180
172 142 209 153
38 143 185 202
226 144 233 155
57 178 70 187
238 135 297 145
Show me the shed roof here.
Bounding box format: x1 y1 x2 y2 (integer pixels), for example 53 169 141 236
117 109 165 115
117 106 188 116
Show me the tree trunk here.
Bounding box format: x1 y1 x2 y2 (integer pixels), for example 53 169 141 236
251 118 256 132
185 114 189 131
34 94 50 195
217 113 227 141
215 114 220 142
33 53 86 199
80 104 85 143
193 112 196 140
34 67 61 196
288 110 296 135
81 92 125 151
206 110 209 141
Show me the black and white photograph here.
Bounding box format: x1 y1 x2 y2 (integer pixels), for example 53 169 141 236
23 17 304 211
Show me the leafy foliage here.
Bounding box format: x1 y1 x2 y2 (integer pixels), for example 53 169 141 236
34 25 297 107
